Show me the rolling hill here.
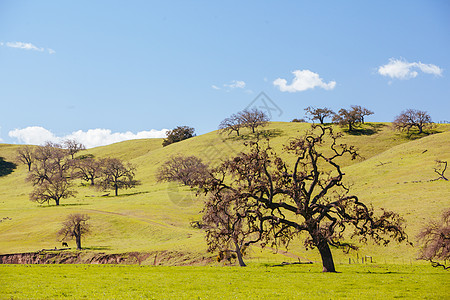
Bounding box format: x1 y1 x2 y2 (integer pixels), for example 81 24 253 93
0 122 449 265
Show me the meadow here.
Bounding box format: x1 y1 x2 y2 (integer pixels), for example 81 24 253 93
1 264 449 299
0 122 449 298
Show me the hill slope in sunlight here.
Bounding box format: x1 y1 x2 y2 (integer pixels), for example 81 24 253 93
1 122 449 265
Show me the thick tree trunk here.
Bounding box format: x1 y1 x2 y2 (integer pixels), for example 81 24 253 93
55 199 60 206
234 241 246 267
317 239 336 272
115 184 118 196
75 234 82 250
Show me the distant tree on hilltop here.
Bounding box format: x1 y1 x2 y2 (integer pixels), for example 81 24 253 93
239 108 269 133
163 126 196 147
304 106 334 124
393 109 432 134
16 145 35 171
219 108 269 136
219 113 243 136
333 106 373 132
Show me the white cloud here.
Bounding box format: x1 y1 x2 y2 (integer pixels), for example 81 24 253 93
273 69 336 92
8 126 169 148
378 58 443 80
224 80 246 89
6 41 44 52
1 41 55 54
212 80 246 91
9 126 57 145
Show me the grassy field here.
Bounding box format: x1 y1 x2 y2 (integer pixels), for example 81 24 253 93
0 122 449 265
1 264 449 299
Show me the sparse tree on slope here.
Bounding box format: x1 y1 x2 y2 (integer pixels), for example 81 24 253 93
393 109 432 134
63 139 86 159
58 214 91 250
16 145 35 171
27 143 76 206
418 209 450 269
219 113 243 136
156 154 208 187
74 156 102 186
98 158 140 196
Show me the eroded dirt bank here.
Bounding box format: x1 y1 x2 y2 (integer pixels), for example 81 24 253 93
0 250 212 265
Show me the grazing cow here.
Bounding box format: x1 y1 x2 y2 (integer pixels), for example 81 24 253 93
62 242 68 247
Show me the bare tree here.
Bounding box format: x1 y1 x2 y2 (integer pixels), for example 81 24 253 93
196 125 407 272
239 108 270 133
333 107 362 131
16 145 35 171
156 155 209 187
351 105 374 124
27 143 76 206
434 160 448 181
74 156 102 186
219 113 243 136
304 106 334 124
63 139 86 159
98 158 140 196
418 209 450 269
202 190 256 267
58 214 91 250
393 109 432 134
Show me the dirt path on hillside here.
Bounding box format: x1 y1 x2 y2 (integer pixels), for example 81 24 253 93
83 208 177 230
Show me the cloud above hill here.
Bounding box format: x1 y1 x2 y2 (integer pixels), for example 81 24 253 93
273 69 336 92
377 58 443 80
211 80 247 92
0 41 55 54
8 127 169 148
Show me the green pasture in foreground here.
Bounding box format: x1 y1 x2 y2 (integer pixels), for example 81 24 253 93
1 264 448 299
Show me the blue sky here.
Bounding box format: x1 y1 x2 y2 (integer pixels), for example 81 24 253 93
1 0 449 147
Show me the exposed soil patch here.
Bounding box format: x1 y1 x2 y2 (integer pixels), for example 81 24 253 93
0 250 213 266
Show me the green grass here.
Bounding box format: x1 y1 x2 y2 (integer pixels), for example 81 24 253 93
0 122 449 264
0 264 448 299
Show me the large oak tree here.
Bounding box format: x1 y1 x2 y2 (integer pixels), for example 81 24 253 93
197 125 407 272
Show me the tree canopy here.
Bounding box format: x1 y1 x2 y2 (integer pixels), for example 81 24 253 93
162 126 196 147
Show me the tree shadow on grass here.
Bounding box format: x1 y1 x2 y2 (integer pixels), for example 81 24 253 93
403 128 443 140
38 203 90 208
82 246 111 251
117 191 150 197
0 157 17 177
224 129 284 142
346 123 387 136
